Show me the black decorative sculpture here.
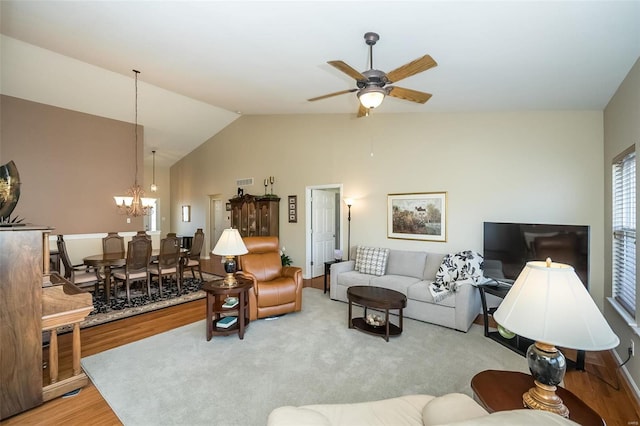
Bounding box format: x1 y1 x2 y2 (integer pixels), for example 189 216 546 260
0 160 23 224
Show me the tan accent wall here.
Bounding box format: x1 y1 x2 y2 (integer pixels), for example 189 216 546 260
171 110 605 303
0 95 145 234
604 57 640 392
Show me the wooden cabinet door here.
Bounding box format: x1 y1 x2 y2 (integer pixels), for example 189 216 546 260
231 201 242 234
246 201 257 236
230 195 279 238
256 199 279 237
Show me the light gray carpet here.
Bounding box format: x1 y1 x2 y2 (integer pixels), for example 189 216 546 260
81 288 528 426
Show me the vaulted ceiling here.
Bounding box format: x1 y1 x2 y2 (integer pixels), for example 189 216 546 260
1 1 639 165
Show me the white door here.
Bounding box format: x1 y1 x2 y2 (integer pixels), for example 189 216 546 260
209 198 225 252
311 189 336 278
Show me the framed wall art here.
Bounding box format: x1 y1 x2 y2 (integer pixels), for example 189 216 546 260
387 192 447 242
288 195 297 223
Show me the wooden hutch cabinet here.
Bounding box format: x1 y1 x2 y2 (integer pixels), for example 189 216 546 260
229 194 280 237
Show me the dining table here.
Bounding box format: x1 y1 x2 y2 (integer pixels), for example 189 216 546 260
83 248 187 303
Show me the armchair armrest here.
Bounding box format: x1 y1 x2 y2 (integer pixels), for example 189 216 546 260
236 270 257 286
282 266 303 293
282 266 302 279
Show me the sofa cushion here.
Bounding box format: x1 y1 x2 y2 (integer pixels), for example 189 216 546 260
421 393 487 426
355 246 390 276
337 271 374 287
371 275 421 295
267 406 332 426
424 253 446 280
386 250 428 279
295 394 435 426
407 281 456 307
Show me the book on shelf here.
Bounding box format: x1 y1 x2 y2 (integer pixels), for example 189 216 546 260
222 298 239 308
217 316 237 329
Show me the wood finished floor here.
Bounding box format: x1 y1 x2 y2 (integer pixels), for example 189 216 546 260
2 263 639 426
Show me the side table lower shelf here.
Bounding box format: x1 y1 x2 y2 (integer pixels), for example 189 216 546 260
212 315 251 336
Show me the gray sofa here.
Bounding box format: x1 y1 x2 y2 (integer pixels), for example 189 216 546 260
330 248 481 332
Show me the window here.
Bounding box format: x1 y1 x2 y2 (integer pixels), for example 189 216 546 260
612 146 636 318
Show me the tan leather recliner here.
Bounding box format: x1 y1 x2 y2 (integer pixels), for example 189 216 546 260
238 236 303 320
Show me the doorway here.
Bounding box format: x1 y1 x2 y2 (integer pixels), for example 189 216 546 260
208 195 227 257
305 184 343 279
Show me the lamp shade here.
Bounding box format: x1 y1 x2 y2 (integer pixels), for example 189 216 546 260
212 228 248 256
344 198 354 207
357 87 386 109
494 260 619 351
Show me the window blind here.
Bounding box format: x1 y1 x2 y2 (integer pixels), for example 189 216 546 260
612 148 636 318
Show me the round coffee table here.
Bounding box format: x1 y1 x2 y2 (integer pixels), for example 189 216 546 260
347 286 407 342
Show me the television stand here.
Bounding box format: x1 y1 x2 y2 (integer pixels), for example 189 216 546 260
479 284 585 371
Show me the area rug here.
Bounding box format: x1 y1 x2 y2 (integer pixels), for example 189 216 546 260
81 288 528 426
81 271 221 329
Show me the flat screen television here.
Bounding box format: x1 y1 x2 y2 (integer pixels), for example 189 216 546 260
483 222 590 289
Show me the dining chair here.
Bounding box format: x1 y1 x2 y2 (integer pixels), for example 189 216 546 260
56 235 101 292
184 228 205 281
99 232 125 292
113 238 152 303
103 232 125 255
149 236 182 296
134 230 152 241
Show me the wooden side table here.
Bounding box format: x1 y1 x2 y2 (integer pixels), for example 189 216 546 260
324 260 345 294
202 277 253 341
471 370 604 426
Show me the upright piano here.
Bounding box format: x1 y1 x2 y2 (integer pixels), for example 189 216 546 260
0 226 93 420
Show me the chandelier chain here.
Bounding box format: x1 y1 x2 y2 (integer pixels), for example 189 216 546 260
133 69 140 185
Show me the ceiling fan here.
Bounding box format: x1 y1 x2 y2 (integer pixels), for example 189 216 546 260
308 32 437 117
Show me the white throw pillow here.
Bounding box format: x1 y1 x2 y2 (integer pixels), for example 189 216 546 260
355 246 390 276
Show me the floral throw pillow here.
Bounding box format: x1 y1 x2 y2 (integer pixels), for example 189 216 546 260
355 246 390 276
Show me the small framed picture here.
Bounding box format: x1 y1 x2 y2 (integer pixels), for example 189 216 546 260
225 202 231 211
288 195 297 223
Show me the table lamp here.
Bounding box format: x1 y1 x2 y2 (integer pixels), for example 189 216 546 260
493 258 619 418
212 228 248 286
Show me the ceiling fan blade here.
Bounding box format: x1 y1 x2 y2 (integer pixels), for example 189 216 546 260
387 86 433 104
308 89 357 102
357 104 369 118
386 55 437 84
328 60 367 81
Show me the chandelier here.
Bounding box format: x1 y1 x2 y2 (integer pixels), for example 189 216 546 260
114 69 155 217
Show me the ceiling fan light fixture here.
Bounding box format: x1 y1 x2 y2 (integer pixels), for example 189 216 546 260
357 87 386 109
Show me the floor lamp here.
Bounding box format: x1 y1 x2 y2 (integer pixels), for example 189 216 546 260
345 198 353 260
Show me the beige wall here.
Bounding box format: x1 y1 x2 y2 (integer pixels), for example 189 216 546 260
604 57 640 392
0 95 145 235
171 110 605 301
